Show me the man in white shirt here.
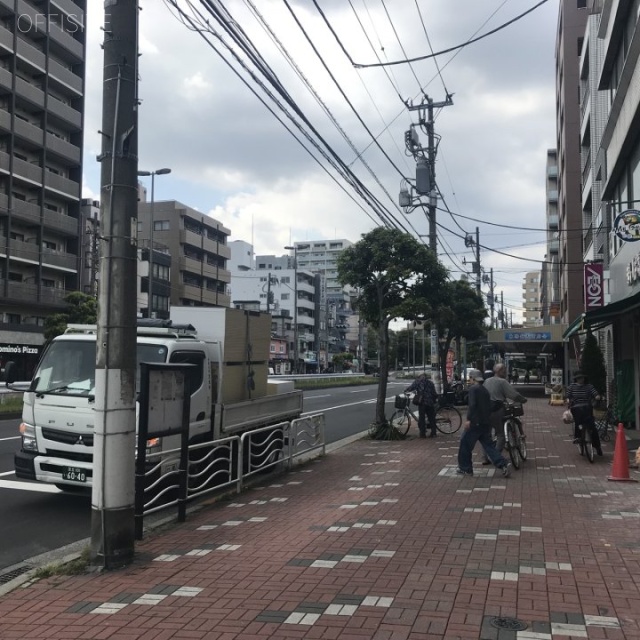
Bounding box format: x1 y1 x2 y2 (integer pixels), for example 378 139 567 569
482 363 528 460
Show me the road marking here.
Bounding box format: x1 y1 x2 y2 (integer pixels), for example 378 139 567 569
0 471 16 477
301 396 393 416
0 436 20 442
0 479 61 493
350 389 371 393
306 394 331 399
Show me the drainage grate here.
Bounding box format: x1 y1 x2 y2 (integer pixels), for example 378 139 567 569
489 617 528 631
0 565 33 585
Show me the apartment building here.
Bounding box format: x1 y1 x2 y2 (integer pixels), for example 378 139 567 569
0 1 86 379
522 271 542 327
540 149 561 324
555 0 588 324
136 201 231 311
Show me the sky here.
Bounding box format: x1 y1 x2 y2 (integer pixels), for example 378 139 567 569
81 0 560 324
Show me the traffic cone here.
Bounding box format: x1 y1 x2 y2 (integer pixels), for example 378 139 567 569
608 423 638 482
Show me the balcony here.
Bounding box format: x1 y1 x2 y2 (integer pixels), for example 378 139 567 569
181 284 225 306
50 0 85 24
0 67 46 110
548 239 559 254
547 189 558 203
0 109 46 147
48 23 83 62
547 214 559 229
5 238 77 270
47 95 82 129
7 281 67 305
0 193 77 234
46 131 81 163
47 57 83 95
44 170 80 199
0 150 44 184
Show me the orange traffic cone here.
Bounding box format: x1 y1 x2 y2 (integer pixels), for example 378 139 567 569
608 423 638 482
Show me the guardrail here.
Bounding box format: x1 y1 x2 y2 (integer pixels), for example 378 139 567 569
135 414 326 538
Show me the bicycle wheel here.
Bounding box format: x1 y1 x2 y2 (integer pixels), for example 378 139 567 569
516 420 527 461
390 410 411 436
435 405 462 434
584 428 595 463
504 420 521 469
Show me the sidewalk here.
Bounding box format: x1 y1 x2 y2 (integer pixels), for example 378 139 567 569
1 398 639 640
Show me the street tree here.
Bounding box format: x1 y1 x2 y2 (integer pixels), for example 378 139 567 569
424 280 487 388
44 291 98 341
336 227 448 428
581 329 606 394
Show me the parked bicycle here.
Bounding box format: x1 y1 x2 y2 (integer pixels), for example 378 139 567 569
503 401 527 469
390 392 463 436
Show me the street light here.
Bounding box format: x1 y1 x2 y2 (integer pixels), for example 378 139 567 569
284 245 298 374
137 168 171 318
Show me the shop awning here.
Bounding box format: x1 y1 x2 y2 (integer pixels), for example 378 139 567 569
562 313 585 340
584 289 640 326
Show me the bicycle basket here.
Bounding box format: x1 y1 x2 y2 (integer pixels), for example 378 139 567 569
505 403 524 417
394 394 409 410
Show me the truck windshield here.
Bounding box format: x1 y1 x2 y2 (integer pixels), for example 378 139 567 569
32 340 168 396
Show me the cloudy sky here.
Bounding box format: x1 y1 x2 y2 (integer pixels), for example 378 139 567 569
82 0 559 323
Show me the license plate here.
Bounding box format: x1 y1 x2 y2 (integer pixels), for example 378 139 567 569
62 467 87 483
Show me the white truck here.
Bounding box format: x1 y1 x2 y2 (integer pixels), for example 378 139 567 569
13 307 303 491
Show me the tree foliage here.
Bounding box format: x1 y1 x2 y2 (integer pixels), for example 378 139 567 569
337 227 448 426
44 292 98 342
581 330 606 394
427 280 487 388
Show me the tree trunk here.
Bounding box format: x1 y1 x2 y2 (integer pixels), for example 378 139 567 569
376 319 390 424
439 334 453 393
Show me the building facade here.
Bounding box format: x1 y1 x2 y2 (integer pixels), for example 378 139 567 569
555 0 588 325
541 149 561 324
136 200 231 312
522 271 542 327
0 1 86 378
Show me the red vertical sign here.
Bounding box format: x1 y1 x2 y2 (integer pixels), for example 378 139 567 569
584 263 604 310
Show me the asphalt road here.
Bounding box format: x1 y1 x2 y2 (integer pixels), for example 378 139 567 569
0 381 408 575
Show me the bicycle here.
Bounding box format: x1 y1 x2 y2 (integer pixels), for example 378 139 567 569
503 402 527 469
390 393 462 436
593 403 616 443
575 421 597 463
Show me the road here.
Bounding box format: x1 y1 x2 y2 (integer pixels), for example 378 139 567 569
0 381 408 575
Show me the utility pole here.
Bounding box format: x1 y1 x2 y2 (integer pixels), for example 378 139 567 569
475 227 481 294
92 1 139 569
500 291 505 329
406 94 453 392
489 268 495 328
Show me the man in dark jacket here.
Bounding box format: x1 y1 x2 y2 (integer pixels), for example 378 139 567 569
405 373 439 438
457 374 511 477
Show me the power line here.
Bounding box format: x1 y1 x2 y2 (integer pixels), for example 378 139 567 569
352 1 550 68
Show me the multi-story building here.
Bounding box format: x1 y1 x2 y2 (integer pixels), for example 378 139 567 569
136 200 231 313
570 0 640 423
0 2 86 379
555 0 588 325
522 271 542 327
541 150 561 324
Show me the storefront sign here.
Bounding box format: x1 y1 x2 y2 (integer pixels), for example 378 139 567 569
613 209 640 242
505 332 551 341
0 344 40 355
627 251 640 285
584 263 604 310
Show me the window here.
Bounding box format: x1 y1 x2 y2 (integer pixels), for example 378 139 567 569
8 272 22 282
154 220 170 231
577 0 586 7
270 344 275 353
137 222 143 232
10 232 24 242
281 293 289 300
43 240 57 250
281 276 290 284
6 313 20 324
42 279 55 287
168 350 205 393
152 294 169 312
153 263 170 281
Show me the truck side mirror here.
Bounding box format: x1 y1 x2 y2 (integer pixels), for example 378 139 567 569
4 361 17 384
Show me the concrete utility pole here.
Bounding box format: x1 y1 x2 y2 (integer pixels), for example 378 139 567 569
407 94 453 392
475 227 481 294
501 291 505 328
92 0 140 569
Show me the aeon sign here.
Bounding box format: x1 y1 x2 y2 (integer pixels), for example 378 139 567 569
584 263 604 310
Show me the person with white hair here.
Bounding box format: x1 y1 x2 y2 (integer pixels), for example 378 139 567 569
482 363 528 462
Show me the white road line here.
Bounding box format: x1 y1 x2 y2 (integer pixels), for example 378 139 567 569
306 394 331 399
0 479 61 493
0 471 16 477
350 389 371 393
0 436 20 442
301 395 394 416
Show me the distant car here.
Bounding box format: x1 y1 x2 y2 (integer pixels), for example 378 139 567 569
462 367 482 382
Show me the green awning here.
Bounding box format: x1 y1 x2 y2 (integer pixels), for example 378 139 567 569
562 313 585 340
584 289 640 326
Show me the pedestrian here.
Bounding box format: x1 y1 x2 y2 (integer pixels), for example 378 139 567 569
566 371 602 455
482 363 528 463
524 371 530 384
457 374 512 477
483 360 495 380
405 372 439 438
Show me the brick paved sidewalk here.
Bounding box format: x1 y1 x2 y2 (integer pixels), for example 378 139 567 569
1 398 639 640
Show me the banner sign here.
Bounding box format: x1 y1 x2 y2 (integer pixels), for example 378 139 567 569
584 263 604 310
613 209 640 242
505 331 551 341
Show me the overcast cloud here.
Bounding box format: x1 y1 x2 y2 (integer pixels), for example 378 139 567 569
82 0 559 323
